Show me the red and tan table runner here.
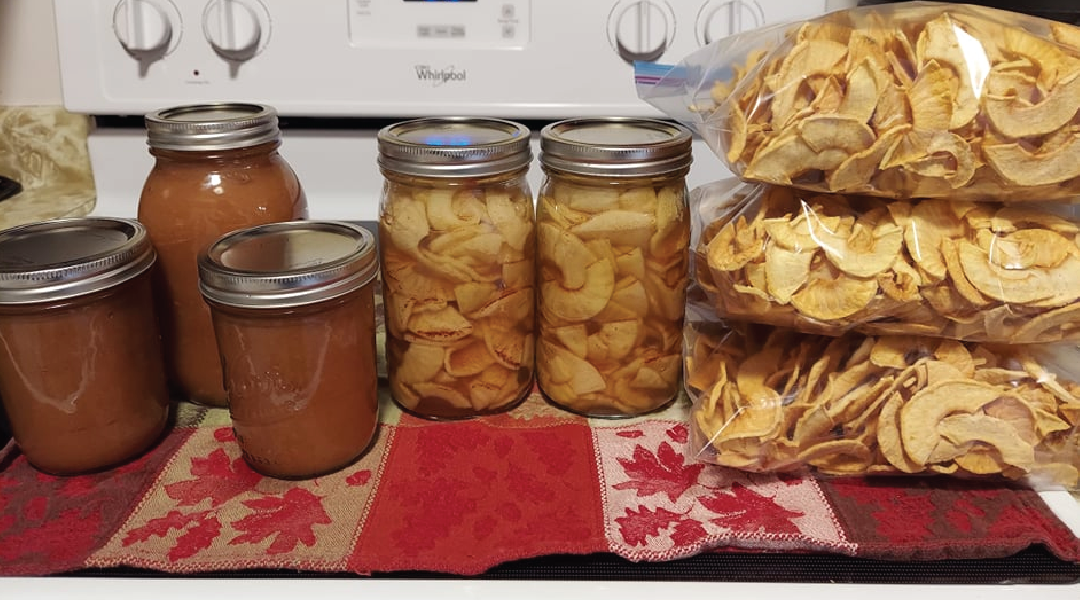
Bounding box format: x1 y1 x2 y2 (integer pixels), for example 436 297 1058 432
1 390 1078 576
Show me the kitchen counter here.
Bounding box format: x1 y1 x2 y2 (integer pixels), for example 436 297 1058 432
0 106 96 230
0 182 95 230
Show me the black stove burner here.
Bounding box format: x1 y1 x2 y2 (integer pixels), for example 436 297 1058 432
0 176 21 203
65 546 1080 584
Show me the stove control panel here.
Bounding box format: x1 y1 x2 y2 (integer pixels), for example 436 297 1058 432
54 0 858 117
347 0 530 49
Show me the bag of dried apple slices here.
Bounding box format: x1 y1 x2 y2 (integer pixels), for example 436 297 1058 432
636 2 1080 201
690 179 1080 343
681 316 1080 489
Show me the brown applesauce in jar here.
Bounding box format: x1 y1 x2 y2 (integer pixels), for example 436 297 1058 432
377 117 536 420
0 218 171 474
536 118 693 418
138 103 308 408
199 221 381 480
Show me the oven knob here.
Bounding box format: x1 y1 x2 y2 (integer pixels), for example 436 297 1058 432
112 0 176 55
607 0 677 65
696 0 764 46
202 0 270 60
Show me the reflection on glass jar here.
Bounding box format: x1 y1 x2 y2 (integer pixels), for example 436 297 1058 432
0 218 171 474
199 221 381 480
536 118 693 418
377 117 536 420
138 103 308 408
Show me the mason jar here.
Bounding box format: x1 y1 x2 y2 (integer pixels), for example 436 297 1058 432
536 118 693 417
377 117 535 420
199 221 380 480
138 103 308 408
0 218 171 474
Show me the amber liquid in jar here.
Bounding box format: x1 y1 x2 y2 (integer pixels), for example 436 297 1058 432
0 273 170 474
380 169 536 419
536 170 690 417
209 286 379 479
139 142 306 406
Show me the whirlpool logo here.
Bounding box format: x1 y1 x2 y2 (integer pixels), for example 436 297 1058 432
415 65 467 86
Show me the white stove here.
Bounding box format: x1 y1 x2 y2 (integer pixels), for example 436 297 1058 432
53 0 858 223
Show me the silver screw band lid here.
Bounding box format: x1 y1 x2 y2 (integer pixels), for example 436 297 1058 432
0 217 156 305
540 117 693 177
378 116 532 178
145 103 281 152
198 221 380 309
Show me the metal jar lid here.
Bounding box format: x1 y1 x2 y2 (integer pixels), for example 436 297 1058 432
540 117 693 177
198 221 379 309
145 102 281 152
377 117 532 178
0 217 156 305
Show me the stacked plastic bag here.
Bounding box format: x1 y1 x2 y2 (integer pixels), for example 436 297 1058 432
637 2 1080 489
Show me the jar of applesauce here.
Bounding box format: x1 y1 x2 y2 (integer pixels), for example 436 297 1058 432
0 218 171 474
536 118 692 417
377 117 535 420
198 221 380 479
138 103 308 407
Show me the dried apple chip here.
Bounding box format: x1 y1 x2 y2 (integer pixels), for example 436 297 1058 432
984 134 1080 187
907 59 953 130
828 125 908 192
764 244 814 304
957 239 1080 305
744 134 852 185
937 413 1036 469
790 269 878 321
900 380 1004 465
914 14 981 129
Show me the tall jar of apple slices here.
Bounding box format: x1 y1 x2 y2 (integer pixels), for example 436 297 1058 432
536 118 693 417
378 117 536 420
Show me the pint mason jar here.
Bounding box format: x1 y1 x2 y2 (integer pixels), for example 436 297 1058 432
138 103 308 407
199 221 381 480
377 117 536 420
536 118 693 417
0 218 171 474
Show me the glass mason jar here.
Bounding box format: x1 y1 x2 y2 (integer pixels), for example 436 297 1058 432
0 218 171 474
377 117 536 420
199 221 381 480
138 103 308 408
536 118 693 417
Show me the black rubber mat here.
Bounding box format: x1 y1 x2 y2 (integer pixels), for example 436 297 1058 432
66 546 1080 584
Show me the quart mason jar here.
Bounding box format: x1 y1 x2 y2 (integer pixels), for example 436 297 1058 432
377 117 536 420
199 221 381 480
138 103 308 407
0 218 171 474
536 118 693 417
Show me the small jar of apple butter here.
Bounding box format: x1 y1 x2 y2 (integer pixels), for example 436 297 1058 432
198 221 381 480
138 103 308 408
0 218 171 475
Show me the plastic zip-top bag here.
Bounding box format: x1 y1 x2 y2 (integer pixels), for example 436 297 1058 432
690 179 1080 343
682 317 1080 489
637 2 1080 201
